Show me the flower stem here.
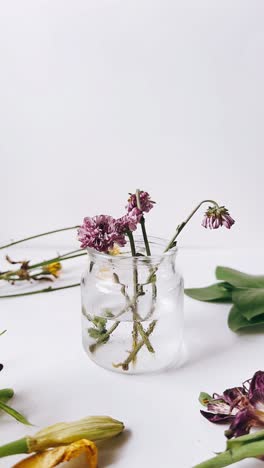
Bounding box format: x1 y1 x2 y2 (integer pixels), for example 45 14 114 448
0 249 85 282
164 199 220 252
0 283 80 298
89 321 120 353
0 226 80 250
0 437 28 457
140 217 151 256
113 320 157 371
127 230 139 364
193 440 264 467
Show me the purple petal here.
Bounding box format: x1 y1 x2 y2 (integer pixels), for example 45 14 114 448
223 387 248 409
200 410 235 424
249 371 264 399
225 408 255 439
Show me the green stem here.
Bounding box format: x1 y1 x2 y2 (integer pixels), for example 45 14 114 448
0 437 28 457
113 320 157 371
89 321 120 353
0 226 80 250
127 231 139 364
193 441 264 468
0 283 80 298
28 249 84 270
136 322 154 353
164 199 220 252
0 250 86 281
140 217 151 256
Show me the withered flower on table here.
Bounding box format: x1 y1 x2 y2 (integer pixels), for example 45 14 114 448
200 370 264 438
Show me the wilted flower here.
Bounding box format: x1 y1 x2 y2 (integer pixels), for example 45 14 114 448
42 262 62 278
116 207 142 233
78 215 126 252
13 439 98 468
0 416 125 458
202 206 235 230
127 191 155 213
200 370 264 438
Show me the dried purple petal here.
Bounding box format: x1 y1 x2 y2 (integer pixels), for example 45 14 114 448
202 206 235 230
249 371 264 400
115 208 142 233
200 409 235 424
78 215 126 252
127 191 155 213
200 371 264 439
225 408 256 439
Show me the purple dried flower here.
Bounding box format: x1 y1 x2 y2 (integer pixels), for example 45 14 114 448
200 371 264 439
202 206 235 230
78 215 126 253
127 191 155 214
116 208 142 233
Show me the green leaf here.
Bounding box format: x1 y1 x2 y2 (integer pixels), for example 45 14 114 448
185 282 232 302
88 328 102 339
228 305 264 332
216 266 264 288
199 392 212 406
92 316 107 331
0 401 31 425
0 388 14 404
232 288 264 320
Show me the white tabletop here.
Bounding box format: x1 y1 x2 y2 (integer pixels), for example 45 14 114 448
0 246 263 468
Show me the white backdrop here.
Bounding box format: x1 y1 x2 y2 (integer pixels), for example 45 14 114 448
1 0 264 248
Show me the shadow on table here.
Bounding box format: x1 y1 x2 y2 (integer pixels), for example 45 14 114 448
97 430 131 467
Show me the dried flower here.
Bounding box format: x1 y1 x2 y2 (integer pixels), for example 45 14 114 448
127 191 154 213
202 206 235 230
42 262 62 278
200 370 264 439
13 439 98 468
0 416 124 458
78 215 126 252
116 207 142 233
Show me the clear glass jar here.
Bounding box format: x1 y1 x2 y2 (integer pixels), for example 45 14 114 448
81 236 184 374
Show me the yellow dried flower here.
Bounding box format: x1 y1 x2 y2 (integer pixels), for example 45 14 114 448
12 439 97 468
42 262 62 278
108 245 121 256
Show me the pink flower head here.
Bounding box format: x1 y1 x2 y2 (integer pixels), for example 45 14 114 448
78 215 126 252
115 207 142 233
200 370 264 439
202 206 235 230
127 191 155 213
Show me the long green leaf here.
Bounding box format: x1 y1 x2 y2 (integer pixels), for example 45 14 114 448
232 288 264 320
185 282 232 302
0 389 14 404
228 305 264 332
216 266 264 288
0 401 31 425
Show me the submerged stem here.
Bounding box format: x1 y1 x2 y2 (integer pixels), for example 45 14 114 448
89 321 120 353
113 320 157 371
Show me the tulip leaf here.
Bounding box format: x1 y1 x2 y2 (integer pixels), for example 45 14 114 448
216 266 264 288
228 305 264 332
0 400 31 425
0 388 14 404
199 392 213 406
232 288 264 320
185 282 232 302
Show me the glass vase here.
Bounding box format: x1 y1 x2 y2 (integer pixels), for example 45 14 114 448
81 236 184 374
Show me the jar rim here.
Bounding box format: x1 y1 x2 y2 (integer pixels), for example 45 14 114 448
86 235 178 262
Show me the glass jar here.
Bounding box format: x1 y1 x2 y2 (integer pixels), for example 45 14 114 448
81 236 184 374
